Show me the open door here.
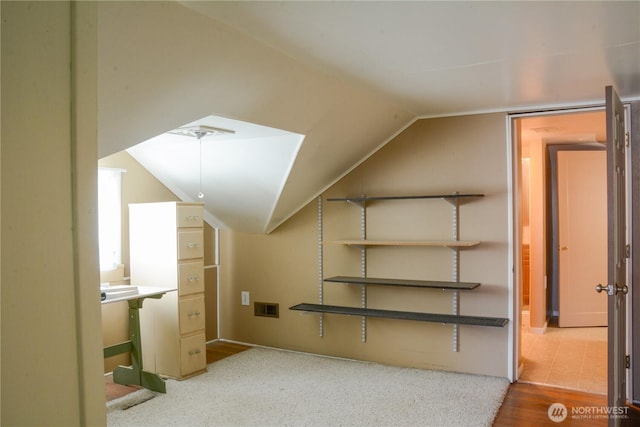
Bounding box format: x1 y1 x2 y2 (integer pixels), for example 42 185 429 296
602 85 628 425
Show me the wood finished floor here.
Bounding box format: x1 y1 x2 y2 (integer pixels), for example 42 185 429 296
106 341 640 426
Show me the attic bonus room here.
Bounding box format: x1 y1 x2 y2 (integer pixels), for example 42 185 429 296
2 1 640 426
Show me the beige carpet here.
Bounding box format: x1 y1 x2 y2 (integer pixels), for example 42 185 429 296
107 347 509 426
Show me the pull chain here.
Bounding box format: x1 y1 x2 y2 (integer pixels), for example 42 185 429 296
197 137 204 199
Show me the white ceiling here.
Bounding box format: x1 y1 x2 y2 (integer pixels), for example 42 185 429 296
184 1 640 116
126 116 304 231
99 1 640 234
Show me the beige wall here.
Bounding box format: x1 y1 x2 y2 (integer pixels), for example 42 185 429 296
220 113 510 377
1 2 105 425
527 136 548 331
203 226 218 341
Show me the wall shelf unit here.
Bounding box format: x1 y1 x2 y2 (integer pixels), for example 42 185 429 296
323 276 480 290
290 303 509 327
290 192 508 351
325 193 485 204
323 240 480 248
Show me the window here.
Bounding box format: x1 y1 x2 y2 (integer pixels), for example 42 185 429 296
98 167 124 271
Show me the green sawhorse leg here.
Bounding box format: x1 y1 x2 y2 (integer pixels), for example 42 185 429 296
104 294 166 393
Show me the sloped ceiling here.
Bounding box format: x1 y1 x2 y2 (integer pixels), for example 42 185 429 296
183 1 640 115
98 1 640 233
98 1 414 233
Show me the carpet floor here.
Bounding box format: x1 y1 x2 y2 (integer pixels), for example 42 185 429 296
107 347 509 426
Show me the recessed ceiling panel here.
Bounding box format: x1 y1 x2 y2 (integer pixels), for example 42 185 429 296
126 115 304 233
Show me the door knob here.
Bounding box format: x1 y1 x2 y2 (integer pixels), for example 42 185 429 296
595 283 628 295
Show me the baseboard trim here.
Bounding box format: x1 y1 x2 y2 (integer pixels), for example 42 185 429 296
529 320 548 335
207 338 256 347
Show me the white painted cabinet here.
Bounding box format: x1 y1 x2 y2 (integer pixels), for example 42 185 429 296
129 202 207 379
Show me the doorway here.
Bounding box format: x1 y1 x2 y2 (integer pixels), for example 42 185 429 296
514 109 608 394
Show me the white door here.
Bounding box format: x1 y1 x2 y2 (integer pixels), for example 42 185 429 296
604 85 628 424
558 150 608 327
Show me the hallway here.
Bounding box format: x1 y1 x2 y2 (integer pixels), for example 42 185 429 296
520 322 607 395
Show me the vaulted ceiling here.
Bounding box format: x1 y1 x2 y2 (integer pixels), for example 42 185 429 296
98 1 640 233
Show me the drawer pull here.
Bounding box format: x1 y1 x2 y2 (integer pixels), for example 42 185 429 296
188 311 201 318
187 243 200 248
185 215 200 221
188 348 202 356
187 275 200 282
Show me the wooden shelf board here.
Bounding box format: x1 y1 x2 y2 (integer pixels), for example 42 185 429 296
323 240 480 248
324 276 480 290
290 303 508 327
326 193 484 203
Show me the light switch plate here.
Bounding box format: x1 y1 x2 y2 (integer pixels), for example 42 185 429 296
241 291 250 306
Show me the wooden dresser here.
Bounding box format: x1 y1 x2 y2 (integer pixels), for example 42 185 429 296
129 201 207 379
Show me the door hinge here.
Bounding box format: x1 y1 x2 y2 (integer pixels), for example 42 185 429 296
626 355 630 369
626 132 630 147
626 244 631 258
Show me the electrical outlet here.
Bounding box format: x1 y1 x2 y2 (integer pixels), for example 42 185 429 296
241 291 250 306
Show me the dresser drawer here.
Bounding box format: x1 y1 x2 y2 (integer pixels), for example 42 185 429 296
178 261 204 296
180 332 206 376
177 205 203 228
179 294 205 335
177 230 203 260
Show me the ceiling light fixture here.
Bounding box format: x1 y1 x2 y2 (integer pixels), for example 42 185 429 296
169 125 235 139
168 125 235 199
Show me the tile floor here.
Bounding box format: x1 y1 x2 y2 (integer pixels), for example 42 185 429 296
520 317 607 395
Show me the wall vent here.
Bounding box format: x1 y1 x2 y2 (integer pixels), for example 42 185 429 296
254 302 279 318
